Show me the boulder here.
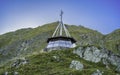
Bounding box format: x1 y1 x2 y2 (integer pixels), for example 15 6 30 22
74 46 120 72
73 46 108 63
70 60 84 70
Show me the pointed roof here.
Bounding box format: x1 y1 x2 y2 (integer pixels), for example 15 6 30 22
47 10 76 44
52 10 71 37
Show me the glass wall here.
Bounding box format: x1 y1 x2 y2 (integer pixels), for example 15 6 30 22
47 40 72 48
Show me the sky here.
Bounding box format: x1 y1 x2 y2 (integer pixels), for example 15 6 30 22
0 0 120 35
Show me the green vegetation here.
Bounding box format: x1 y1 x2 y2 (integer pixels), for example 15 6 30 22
0 22 120 75
0 22 105 65
0 49 117 75
104 29 120 54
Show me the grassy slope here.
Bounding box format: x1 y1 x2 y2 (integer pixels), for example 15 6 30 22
0 22 120 75
104 29 120 54
0 22 103 49
0 22 57 65
0 48 116 75
0 22 104 65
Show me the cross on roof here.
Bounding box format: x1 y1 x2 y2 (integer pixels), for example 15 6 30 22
52 10 71 37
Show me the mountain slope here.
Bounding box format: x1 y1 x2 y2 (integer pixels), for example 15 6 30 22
0 22 105 65
0 48 117 75
104 29 120 54
0 22 120 75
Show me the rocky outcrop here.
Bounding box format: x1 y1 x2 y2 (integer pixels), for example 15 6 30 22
11 57 28 68
116 65 120 73
73 46 108 63
73 46 120 72
3 58 27 75
69 60 84 70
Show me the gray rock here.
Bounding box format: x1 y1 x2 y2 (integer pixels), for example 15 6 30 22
73 46 107 63
4 71 8 75
70 60 84 70
74 46 120 72
11 57 28 68
52 56 60 61
14 71 18 75
116 65 120 72
21 57 28 65
83 47 101 63
91 69 103 75
73 47 83 58
102 58 108 65
102 58 110 69
107 54 120 66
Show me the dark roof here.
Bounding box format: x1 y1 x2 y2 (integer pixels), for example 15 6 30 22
47 36 76 43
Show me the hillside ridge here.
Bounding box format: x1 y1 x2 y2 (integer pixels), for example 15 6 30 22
0 22 120 74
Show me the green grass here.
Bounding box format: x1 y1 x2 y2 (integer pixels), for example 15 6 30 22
0 48 117 75
0 22 120 74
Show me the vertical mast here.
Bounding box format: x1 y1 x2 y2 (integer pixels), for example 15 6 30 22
52 10 71 37
60 10 63 22
60 10 63 36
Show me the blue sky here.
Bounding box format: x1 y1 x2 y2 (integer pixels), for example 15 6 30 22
0 0 120 34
